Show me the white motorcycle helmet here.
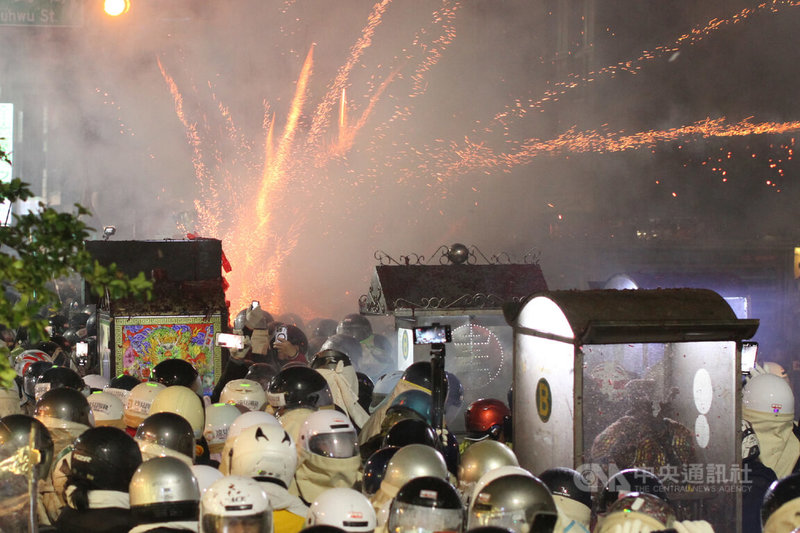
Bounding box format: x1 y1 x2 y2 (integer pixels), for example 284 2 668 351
87 390 125 429
308 487 377 533
149 385 205 439
299 409 359 458
201 475 272 533
192 464 224 494
124 382 166 429
743 373 795 416
203 402 242 454
221 379 268 412
218 410 281 475
83 374 110 391
228 423 298 486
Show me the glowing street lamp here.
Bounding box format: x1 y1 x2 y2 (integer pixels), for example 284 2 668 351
104 0 130 17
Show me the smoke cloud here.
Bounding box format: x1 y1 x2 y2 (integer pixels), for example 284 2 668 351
1 1 798 341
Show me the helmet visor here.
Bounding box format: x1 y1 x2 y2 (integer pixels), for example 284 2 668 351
469 509 558 533
308 432 359 458
201 513 272 533
388 502 463 533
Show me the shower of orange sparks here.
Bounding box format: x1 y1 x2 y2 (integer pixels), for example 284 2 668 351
159 1 798 319
431 117 800 177
338 88 347 146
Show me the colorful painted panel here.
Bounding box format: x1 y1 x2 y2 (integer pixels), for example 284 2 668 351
114 315 222 396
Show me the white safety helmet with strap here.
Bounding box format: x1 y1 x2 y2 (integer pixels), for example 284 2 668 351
743 373 794 416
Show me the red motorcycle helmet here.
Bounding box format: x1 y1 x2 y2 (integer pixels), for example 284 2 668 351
464 398 511 441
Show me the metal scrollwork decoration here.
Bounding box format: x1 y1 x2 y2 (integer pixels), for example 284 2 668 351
358 285 385 315
374 244 542 266
392 293 504 310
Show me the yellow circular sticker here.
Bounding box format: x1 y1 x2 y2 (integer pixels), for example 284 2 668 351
536 378 552 422
402 330 410 360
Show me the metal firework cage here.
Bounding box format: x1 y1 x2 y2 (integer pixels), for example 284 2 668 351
358 244 548 434
504 288 759 533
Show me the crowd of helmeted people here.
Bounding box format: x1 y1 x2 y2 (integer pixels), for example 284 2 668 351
1 304 800 533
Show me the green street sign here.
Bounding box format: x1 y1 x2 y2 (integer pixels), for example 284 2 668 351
0 0 83 27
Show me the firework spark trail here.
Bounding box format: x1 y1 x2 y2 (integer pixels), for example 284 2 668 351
157 56 225 236
490 0 800 128
429 118 800 177
305 0 393 151
410 1 460 96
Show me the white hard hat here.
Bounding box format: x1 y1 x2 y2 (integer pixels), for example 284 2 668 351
743 372 795 416
308 488 377 532
221 379 267 412
228 423 298 486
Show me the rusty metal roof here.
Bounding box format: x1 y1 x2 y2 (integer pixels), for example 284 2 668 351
360 263 548 314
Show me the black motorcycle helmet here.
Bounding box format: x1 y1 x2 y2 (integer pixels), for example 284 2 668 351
388 477 463 533
34 387 94 428
336 314 372 342
267 366 333 412
362 446 400 497
597 468 668 515
135 411 196 461
152 358 199 388
70 426 142 492
763 471 800 528
37 366 85 399
310 349 352 371
312 319 338 339
48 314 68 336
539 467 592 510
85 314 97 337
108 373 141 391
23 360 55 403
320 334 363 366
401 361 440 393
0 414 54 478
382 418 437 449
245 362 280 390
62 329 82 348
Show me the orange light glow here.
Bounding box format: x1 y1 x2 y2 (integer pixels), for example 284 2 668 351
104 0 130 16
